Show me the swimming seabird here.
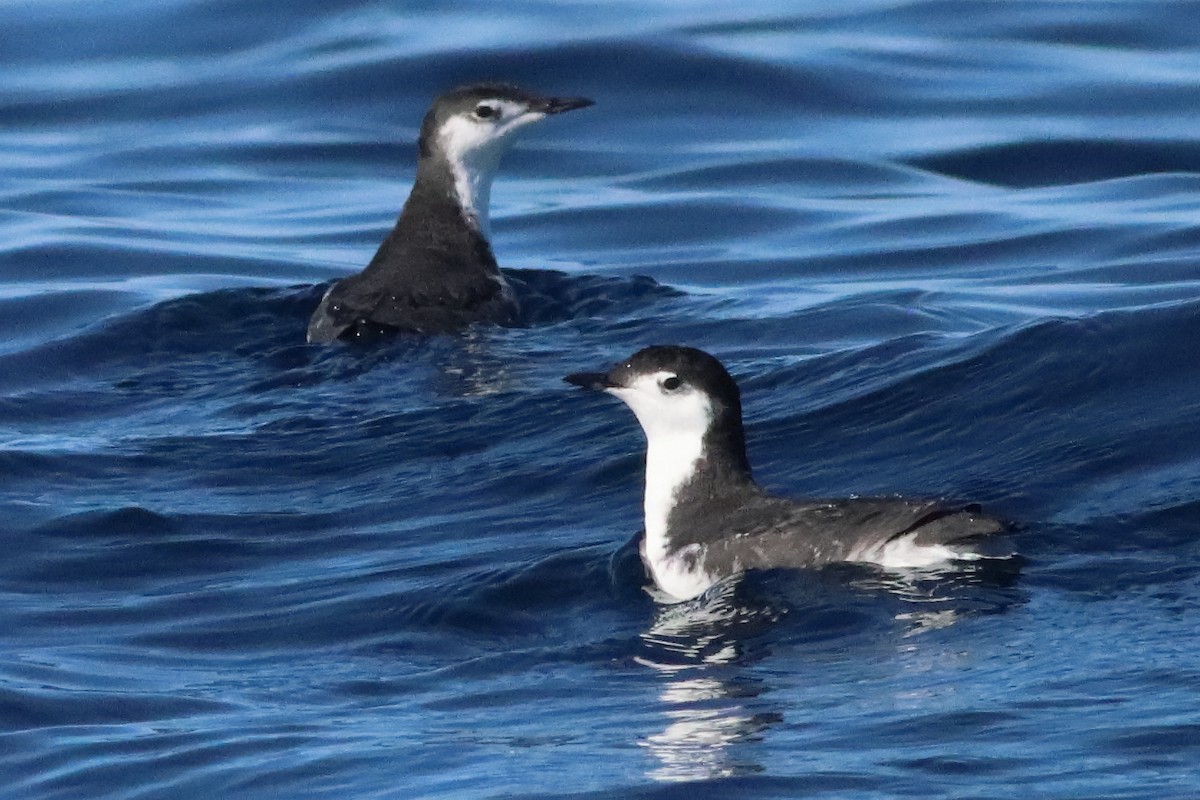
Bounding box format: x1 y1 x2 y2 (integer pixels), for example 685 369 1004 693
566 345 1007 602
307 83 593 343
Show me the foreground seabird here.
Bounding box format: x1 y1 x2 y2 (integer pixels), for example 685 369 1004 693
566 345 1007 602
307 83 593 343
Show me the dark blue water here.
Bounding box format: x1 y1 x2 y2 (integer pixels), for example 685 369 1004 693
4 2 1200 797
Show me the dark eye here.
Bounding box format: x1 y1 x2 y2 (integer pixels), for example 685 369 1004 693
662 376 682 392
474 104 497 119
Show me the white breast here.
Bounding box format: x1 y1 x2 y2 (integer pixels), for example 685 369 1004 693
640 428 712 600
645 542 719 602
608 375 718 602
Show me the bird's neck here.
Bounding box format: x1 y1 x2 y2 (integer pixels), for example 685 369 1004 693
388 165 500 283
642 427 755 562
643 433 705 552
415 149 499 239
448 158 496 238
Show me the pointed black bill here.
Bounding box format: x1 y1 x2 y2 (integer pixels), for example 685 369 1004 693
537 96 594 115
564 371 615 391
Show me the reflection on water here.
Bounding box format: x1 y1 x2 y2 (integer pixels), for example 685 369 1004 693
636 574 785 667
630 563 1024 781
895 608 962 636
854 559 1026 638
4 0 1200 795
635 578 783 783
639 673 777 783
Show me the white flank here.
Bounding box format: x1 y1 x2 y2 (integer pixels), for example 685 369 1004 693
610 372 716 602
849 531 978 569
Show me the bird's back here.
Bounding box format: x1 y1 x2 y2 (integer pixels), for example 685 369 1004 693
306 188 516 342
675 489 1005 576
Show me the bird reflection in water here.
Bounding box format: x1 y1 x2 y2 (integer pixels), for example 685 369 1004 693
627 560 1023 782
634 577 783 783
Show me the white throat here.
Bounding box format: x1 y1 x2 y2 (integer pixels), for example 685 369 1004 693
436 104 546 238
641 423 705 546
444 143 499 237
610 376 715 601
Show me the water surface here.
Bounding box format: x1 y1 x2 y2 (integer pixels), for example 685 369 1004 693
3 2 1200 798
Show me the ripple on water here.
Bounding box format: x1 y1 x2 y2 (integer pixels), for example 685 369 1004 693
4 1 1200 798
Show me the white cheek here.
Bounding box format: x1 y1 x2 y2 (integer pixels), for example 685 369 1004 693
438 105 544 165
498 110 546 135
438 116 503 167
611 374 712 443
493 100 541 128
437 108 548 233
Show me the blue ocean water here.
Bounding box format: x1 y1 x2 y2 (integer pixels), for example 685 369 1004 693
3 1 1200 797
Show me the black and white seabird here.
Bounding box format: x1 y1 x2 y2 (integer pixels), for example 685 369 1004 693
306 83 593 343
565 346 1007 602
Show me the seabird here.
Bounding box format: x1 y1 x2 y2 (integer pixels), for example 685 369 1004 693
566 345 1007 602
307 83 593 343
